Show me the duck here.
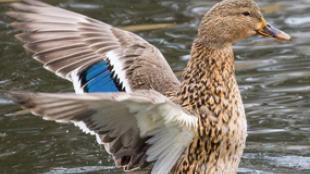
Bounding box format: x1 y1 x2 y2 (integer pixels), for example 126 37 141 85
3 0 290 174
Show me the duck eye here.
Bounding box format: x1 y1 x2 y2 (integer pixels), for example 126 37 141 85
242 12 251 16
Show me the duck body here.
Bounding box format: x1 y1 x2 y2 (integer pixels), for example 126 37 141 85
3 0 290 174
171 41 247 174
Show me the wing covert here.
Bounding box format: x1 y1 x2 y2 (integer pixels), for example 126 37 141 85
6 0 180 94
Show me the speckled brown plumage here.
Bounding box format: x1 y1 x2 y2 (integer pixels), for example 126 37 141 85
166 0 289 172
171 41 247 174
4 0 290 174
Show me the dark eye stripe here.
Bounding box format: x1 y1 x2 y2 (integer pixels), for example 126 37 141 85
242 11 251 16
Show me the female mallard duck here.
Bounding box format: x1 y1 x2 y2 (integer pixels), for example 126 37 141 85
4 0 290 173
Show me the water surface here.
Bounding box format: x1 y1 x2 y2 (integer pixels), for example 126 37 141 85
0 0 309 173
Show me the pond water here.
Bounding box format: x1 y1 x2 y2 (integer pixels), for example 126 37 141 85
0 0 309 173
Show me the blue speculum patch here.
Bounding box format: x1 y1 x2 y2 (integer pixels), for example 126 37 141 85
81 60 124 93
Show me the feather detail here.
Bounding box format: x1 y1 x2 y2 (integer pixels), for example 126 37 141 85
7 0 179 94
4 90 197 174
106 50 132 92
80 60 124 93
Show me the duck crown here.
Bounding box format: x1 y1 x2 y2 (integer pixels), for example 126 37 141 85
198 0 264 46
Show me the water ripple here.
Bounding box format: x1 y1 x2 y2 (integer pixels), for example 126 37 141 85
43 166 115 174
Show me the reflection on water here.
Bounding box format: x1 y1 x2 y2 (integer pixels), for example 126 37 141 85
0 0 309 174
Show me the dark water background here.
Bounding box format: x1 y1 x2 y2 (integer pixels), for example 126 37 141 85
0 0 309 173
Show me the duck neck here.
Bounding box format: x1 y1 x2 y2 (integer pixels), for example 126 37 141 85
177 39 236 109
173 36 247 174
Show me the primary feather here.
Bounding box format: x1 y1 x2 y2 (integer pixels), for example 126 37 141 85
4 90 197 174
7 0 180 94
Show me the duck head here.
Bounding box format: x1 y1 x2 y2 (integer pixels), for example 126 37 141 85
198 0 291 47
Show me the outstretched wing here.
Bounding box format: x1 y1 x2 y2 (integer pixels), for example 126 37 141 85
5 90 197 174
6 0 180 94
